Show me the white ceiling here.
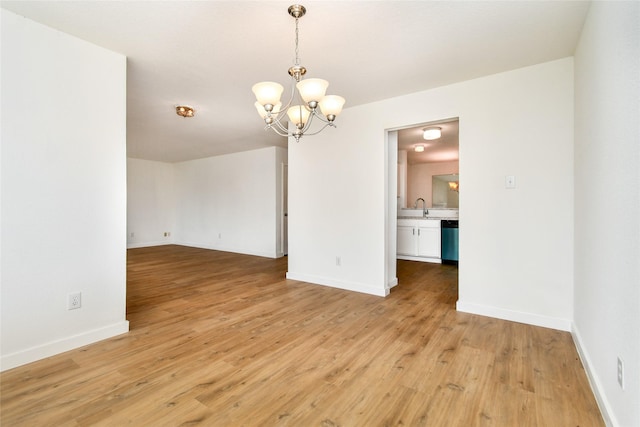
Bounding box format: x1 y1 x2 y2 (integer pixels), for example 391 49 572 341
1 1 590 163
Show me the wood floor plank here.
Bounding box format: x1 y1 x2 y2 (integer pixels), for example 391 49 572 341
1 245 603 426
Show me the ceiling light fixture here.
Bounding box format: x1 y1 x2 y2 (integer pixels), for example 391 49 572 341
423 127 442 140
176 106 194 118
252 4 345 143
414 145 425 152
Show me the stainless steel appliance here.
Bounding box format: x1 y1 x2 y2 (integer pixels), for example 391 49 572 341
441 220 459 265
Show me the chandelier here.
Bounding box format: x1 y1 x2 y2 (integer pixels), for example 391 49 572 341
252 4 345 142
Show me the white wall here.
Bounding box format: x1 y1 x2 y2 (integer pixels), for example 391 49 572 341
287 107 392 296
126 147 286 257
456 61 574 332
573 2 640 426
173 146 286 258
127 158 176 248
1 10 129 371
407 160 459 208
288 58 575 329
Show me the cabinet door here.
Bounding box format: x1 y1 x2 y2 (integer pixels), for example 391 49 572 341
397 226 416 255
417 226 441 258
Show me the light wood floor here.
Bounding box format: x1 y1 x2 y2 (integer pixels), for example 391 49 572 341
1 245 603 426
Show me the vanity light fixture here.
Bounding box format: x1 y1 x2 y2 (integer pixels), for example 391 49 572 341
252 4 345 142
176 105 195 118
449 181 459 192
423 127 442 140
414 145 425 152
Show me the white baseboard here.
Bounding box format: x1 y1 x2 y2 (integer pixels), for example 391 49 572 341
286 272 389 297
397 255 442 264
175 240 279 259
127 240 172 249
1 320 129 372
456 301 572 332
126 241 283 259
572 325 615 427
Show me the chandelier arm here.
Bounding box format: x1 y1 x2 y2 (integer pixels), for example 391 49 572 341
264 125 290 138
306 108 342 126
309 111 331 125
261 80 297 130
297 111 335 136
300 121 335 137
271 120 289 135
267 117 291 134
280 80 297 112
262 111 335 139
296 109 316 135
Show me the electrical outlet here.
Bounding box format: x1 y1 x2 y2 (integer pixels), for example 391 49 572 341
68 292 81 310
617 356 624 389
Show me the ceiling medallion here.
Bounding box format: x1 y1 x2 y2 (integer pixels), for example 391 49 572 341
252 4 345 142
176 105 195 118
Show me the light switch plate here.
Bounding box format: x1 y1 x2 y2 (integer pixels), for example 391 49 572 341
505 175 516 189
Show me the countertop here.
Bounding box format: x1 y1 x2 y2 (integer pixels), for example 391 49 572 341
398 216 458 220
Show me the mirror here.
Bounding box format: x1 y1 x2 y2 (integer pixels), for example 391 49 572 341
432 174 459 208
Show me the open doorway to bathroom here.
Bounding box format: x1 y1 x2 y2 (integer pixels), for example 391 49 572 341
387 118 460 296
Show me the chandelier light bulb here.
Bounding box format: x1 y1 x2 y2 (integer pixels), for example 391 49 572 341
414 145 425 152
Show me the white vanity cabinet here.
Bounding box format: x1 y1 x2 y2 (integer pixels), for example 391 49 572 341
397 219 441 263
397 225 417 255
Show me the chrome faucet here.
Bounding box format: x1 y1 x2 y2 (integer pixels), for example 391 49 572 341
414 198 428 217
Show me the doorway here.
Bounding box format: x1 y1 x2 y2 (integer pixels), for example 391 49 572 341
386 118 460 291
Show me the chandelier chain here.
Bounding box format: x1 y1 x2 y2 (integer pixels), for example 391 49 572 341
294 17 300 66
